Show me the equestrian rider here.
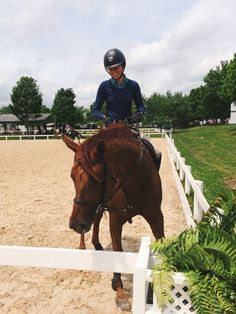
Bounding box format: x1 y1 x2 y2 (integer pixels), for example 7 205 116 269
91 48 161 169
92 48 144 125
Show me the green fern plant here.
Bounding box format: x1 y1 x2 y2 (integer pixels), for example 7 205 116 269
151 196 236 313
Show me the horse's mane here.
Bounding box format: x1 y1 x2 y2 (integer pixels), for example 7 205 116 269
76 124 134 177
81 123 134 152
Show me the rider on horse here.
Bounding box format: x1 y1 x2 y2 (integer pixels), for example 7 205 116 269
91 48 162 169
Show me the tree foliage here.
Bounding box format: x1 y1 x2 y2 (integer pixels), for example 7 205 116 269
0 104 13 114
142 57 234 127
222 53 236 103
144 91 190 128
51 88 77 126
203 61 229 121
187 86 207 121
10 76 43 130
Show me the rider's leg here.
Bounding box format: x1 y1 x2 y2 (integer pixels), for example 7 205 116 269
141 133 162 169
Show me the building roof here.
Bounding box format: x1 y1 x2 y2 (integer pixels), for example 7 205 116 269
0 114 20 123
0 113 51 124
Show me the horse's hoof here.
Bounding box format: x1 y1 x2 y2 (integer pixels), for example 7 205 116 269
95 243 103 250
115 297 131 311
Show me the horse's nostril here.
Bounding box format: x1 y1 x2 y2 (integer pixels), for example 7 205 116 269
76 223 89 234
69 217 91 234
69 220 76 230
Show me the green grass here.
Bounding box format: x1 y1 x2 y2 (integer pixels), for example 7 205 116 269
172 125 236 206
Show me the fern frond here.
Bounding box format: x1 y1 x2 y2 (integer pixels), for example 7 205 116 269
151 259 176 308
199 226 236 274
201 196 236 235
151 197 236 313
187 272 236 314
213 279 236 313
187 272 222 314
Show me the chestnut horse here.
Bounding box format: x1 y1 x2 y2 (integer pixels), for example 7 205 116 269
63 123 164 311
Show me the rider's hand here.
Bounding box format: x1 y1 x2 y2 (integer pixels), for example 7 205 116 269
130 112 143 123
104 117 113 127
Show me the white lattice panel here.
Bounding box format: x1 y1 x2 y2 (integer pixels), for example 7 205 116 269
145 271 196 313
162 284 195 313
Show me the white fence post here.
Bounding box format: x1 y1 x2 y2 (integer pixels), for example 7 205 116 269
194 180 204 223
184 165 192 195
179 157 185 181
132 237 151 314
176 151 181 170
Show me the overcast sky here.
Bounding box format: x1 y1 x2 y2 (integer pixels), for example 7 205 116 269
0 0 236 108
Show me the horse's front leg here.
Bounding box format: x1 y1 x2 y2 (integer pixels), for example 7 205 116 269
78 212 103 250
142 205 165 240
91 211 103 250
79 234 86 249
109 214 131 311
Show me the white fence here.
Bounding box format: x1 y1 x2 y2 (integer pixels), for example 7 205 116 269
165 133 209 226
0 134 57 140
0 128 170 140
0 237 195 314
0 237 153 313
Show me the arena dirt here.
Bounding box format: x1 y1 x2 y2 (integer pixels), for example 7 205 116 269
0 138 187 314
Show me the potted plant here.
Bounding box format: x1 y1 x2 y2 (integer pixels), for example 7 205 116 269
151 196 236 313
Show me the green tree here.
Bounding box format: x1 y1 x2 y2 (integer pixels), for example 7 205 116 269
188 86 207 122
222 53 236 103
144 91 190 128
144 93 164 126
0 104 13 114
41 105 51 113
169 92 190 128
75 106 92 126
10 76 43 132
203 61 229 122
51 88 77 126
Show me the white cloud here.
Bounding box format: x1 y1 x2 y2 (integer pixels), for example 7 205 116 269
0 0 235 108
127 0 236 96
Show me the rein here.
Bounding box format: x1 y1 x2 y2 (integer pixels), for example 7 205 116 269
73 143 145 214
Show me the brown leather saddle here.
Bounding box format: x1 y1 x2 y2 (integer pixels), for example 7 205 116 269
141 138 161 171
130 126 161 171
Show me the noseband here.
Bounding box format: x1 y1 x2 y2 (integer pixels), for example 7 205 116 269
73 143 145 215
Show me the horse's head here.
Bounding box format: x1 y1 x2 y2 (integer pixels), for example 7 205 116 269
63 134 106 234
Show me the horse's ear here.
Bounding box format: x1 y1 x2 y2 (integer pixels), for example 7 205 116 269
62 134 79 152
96 139 105 156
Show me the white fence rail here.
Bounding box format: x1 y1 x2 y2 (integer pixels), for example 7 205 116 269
165 133 210 225
0 128 171 140
0 237 154 313
0 134 57 140
0 237 195 313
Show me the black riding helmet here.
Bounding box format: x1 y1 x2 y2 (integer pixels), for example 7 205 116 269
104 48 126 70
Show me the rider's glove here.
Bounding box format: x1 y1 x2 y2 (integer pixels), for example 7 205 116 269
104 116 113 127
130 111 143 123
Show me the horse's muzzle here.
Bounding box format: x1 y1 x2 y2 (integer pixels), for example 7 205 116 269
69 220 91 234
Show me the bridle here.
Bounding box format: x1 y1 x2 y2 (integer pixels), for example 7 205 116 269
73 143 147 215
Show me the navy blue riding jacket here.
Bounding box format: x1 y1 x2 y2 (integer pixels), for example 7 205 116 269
92 77 145 121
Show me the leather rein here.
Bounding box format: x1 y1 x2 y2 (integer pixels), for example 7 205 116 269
73 143 148 215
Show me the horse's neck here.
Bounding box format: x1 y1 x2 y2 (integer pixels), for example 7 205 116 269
106 140 142 177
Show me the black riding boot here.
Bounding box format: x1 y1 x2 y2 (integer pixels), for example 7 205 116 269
155 152 162 171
